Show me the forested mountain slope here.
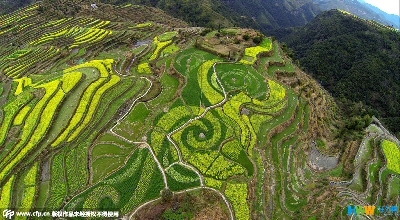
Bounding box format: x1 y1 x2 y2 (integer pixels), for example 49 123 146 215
1 0 321 32
0 0 33 14
358 0 400 28
0 1 399 220
278 9 400 135
313 0 399 28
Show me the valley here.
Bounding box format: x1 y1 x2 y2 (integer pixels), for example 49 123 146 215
0 2 398 220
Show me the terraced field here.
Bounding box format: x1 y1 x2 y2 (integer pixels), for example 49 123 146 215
0 2 398 220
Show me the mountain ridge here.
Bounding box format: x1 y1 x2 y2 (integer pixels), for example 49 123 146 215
312 0 400 28
358 0 400 28
1 0 398 30
278 9 400 135
0 2 399 219
1 0 322 31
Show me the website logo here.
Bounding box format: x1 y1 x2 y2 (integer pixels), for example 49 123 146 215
2 209 15 219
347 205 399 216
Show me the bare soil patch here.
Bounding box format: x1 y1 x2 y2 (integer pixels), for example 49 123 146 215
133 188 229 220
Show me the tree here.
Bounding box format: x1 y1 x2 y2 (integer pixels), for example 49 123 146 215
161 188 173 203
253 35 263 44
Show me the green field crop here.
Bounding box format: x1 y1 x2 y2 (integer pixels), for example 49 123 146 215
13 105 31 126
222 139 242 160
147 73 179 108
174 48 219 76
222 140 254 176
388 177 400 199
163 44 180 55
0 80 60 182
204 177 223 189
382 140 400 174
188 151 219 174
62 71 83 93
68 75 120 141
47 152 67 209
166 164 200 191
83 185 119 210
179 115 221 151
0 91 33 145
52 77 106 147
0 7 388 219
20 163 38 213
268 61 295 77
157 31 178 42
257 89 297 147
114 102 151 140
223 92 251 147
0 175 15 209
36 181 50 209
65 148 165 214
149 129 169 159
88 77 148 140
137 62 152 75
216 63 267 100
6 49 30 60
92 136 136 183
198 60 224 105
150 37 172 61
225 182 250 220
156 106 192 132
134 22 153 28
205 155 246 180
240 38 272 65
91 139 136 183
44 69 98 144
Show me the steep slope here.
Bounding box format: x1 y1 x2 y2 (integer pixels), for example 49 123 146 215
0 0 33 15
279 9 400 135
69 0 398 32
3 0 398 31
216 0 321 31
24 0 397 31
88 0 321 32
313 0 399 28
358 0 400 28
0 2 398 220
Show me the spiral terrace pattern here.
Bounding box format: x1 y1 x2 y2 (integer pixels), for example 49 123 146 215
0 3 398 220
216 63 267 100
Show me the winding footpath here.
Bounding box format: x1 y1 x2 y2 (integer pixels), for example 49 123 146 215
165 62 229 186
110 60 235 219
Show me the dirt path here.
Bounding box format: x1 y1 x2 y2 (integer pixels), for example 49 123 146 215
83 58 236 219
130 61 235 219
128 186 234 220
